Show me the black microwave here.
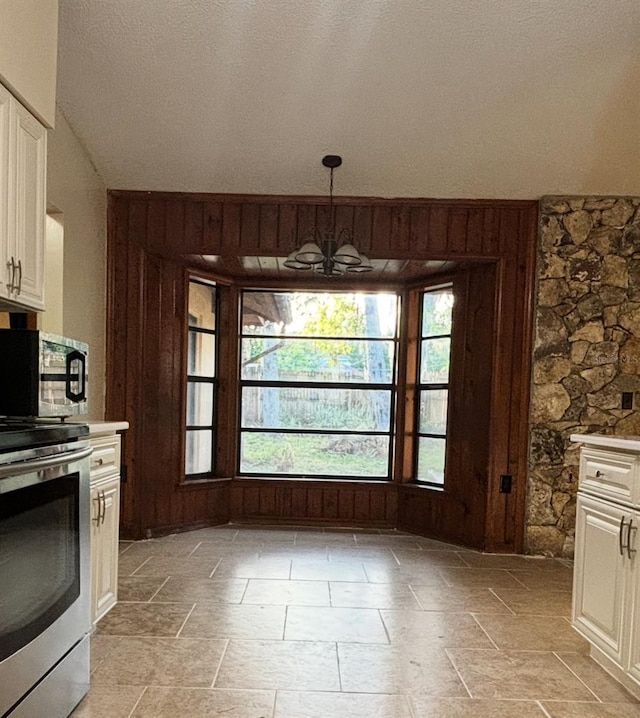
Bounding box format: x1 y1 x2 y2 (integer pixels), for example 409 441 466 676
0 330 88 418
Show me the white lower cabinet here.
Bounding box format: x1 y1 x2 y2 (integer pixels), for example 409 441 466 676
88 428 126 625
90 475 120 624
573 494 631 666
572 434 640 698
628 542 640 686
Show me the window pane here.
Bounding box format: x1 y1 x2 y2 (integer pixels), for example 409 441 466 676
241 338 394 383
188 282 216 329
416 437 446 485
241 387 392 431
420 338 450 384
242 291 397 338
419 389 448 435
188 331 216 377
240 432 389 477
422 288 453 337
185 430 213 474
186 382 214 426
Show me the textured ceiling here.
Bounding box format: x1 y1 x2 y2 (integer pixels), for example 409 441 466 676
57 0 640 199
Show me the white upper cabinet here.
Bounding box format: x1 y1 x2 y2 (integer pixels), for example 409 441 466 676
0 86 9 298
0 82 46 311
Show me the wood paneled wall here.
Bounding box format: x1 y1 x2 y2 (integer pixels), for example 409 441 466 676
107 191 537 550
397 264 497 548
229 480 397 527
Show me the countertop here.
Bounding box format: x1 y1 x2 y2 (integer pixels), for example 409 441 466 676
570 433 640 452
69 419 129 436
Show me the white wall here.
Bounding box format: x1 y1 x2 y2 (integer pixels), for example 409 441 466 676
47 109 107 419
40 213 64 335
0 0 58 127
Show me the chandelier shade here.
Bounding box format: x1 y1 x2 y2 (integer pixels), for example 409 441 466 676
285 155 374 278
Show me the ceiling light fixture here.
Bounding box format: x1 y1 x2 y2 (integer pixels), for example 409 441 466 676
284 155 373 277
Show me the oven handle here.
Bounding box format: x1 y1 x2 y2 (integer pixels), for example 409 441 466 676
0 445 93 479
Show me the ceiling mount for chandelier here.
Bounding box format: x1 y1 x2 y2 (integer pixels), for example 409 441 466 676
284 155 374 277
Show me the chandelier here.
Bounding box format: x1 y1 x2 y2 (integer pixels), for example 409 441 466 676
284 155 373 277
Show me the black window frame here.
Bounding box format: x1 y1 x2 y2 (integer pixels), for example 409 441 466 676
414 284 453 487
237 288 399 481
184 276 219 480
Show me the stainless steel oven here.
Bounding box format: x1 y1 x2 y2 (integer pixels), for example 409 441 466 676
0 423 91 718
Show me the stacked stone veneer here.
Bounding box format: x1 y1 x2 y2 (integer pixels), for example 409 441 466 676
528 196 640 557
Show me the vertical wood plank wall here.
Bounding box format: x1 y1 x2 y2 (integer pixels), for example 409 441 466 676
107 192 537 551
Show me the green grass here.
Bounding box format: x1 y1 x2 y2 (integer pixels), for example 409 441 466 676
240 433 389 478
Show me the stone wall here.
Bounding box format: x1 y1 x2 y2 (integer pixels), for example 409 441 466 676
527 196 640 557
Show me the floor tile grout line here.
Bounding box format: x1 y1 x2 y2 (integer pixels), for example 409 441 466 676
488 588 517 616
507 569 533 588
335 641 343 692
553 651 602 702
146 575 171 603
208 558 222 578
125 685 148 718
407 583 424 609
535 700 554 718
187 541 203 558
238 578 250 604
209 638 230 689
444 647 473 698
128 556 152 576
378 607 392 644
470 613 501 650
454 551 473 568
175 603 197 638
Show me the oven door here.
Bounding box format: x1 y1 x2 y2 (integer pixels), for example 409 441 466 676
0 441 92 717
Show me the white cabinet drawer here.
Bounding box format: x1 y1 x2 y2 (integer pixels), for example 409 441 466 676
89 435 120 483
580 449 638 506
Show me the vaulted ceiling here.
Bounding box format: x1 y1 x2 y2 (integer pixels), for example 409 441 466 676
57 1 639 199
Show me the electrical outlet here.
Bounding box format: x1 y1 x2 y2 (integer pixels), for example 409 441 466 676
622 392 634 410
499 475 512 493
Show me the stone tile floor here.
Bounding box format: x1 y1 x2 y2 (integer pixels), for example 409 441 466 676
71 525 640 717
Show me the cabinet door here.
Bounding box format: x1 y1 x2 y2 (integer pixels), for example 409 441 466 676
0 85 11 300
11 98 46 310
625 512 640 682
91 477 121 624
573 495 629 666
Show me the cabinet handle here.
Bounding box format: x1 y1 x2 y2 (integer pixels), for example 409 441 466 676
595 470 605 478
6 257 15 293
92 457 105 467
16 259 22 295
619 516 627 556
627 519 637 559
100 490 107 525
93 494 102 525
